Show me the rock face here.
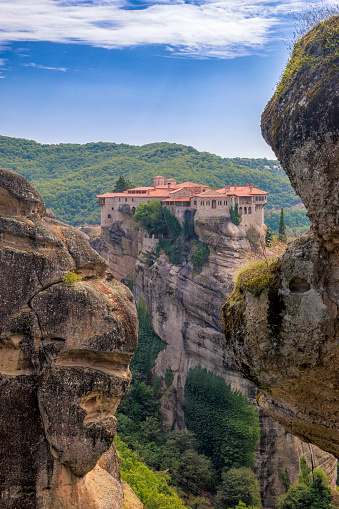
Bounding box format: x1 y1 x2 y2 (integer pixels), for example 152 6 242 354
0 168 139 508
224 17 339 459
97 213 337 508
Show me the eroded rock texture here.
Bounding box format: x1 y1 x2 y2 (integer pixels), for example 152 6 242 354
0 168 138 508
224 17 339 458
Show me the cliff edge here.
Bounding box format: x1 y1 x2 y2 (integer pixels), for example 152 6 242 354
0 168 139 508
223 16 339 458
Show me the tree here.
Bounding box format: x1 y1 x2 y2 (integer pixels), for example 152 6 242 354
133 200 168 236
278 458 331 509
216 467 262 508
184 367 260 474
279 208 287 243
265 225 273 246
113 175 133 192
230 204 242 226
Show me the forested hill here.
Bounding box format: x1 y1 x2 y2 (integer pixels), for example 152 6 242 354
0 135 309 232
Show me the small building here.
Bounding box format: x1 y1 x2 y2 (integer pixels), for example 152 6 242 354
97 176 267 229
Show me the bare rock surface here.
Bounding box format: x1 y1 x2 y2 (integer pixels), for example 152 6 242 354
0 168 139 508
224 16 339 459
98 210 337 508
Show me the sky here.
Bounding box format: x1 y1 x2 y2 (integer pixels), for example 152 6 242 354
0 0 336 158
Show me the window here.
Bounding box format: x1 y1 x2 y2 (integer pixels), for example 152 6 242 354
125 198 127 202
239 207 242 213
119 198 120 202
194 201 197 205
206 201 210 206
212 200 216 209
108 214 111 218
248 207 252 214
244 207 247 214
132 198 134 202
111 207 114 210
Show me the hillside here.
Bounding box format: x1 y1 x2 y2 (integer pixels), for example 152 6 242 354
0 135 309 232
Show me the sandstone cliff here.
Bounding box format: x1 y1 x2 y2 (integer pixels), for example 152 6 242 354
97 211 337 507
0 168 139 509
224 16 339 460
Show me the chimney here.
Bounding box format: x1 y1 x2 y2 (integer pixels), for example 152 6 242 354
250 183 253 194
246 183 249 188
226 185 230 194
234 183 237 189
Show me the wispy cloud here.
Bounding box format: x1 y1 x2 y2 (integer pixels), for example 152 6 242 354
0 58 7 78
0 0 335 58
23 62 68 71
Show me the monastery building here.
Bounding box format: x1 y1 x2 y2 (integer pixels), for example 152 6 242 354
97 176 267 230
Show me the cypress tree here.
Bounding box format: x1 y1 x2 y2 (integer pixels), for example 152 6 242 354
279 208 287 243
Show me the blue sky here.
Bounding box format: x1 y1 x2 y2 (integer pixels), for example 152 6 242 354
0 0 336 158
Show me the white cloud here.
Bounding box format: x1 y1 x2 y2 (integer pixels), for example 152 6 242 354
0 0 335 58
23 62 68 71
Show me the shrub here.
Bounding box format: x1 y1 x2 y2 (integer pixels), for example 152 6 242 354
216 467 262 508
189 242 209 271
61 271 82 285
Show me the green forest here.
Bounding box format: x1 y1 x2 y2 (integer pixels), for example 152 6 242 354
116 297 262 509
0 135 309 234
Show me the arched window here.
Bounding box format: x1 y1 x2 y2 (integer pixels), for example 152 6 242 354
212 200 216 209
248 207 252 214
206 201 210 206
244 207 247 214
239 207 243 214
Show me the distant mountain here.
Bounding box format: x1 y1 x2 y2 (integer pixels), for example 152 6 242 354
0 135 309 233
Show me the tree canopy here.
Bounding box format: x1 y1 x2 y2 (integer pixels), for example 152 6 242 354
184 367 261 474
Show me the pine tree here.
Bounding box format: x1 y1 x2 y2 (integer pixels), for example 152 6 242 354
113 176 133 192
279 208 287 243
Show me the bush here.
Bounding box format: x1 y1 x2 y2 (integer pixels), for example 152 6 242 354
61 271 82 285
115 436 188 509
188 242 209 271
278 458 332 509
216 467 262 508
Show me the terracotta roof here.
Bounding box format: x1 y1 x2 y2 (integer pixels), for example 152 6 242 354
196 189 224 198
218 186 268 196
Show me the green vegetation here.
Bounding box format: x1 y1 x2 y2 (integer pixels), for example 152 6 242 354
129 298 166 382
216 467 262 508
112 175 133 192
134 201 209 270
0 136 307 233
279 208 287 243
184 367 261 474
117 298 262 508
278 457 332 509
61 271 82 285
134 200 169 236
230 204 242 226
115 436 188 509
232 260 280 298
188 241 210 271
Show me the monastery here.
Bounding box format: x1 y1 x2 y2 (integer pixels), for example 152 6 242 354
97 175 267 230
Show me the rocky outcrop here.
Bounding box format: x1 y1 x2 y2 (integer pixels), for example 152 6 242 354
98 213 337 508
0 168 139 508
224 17 339 459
